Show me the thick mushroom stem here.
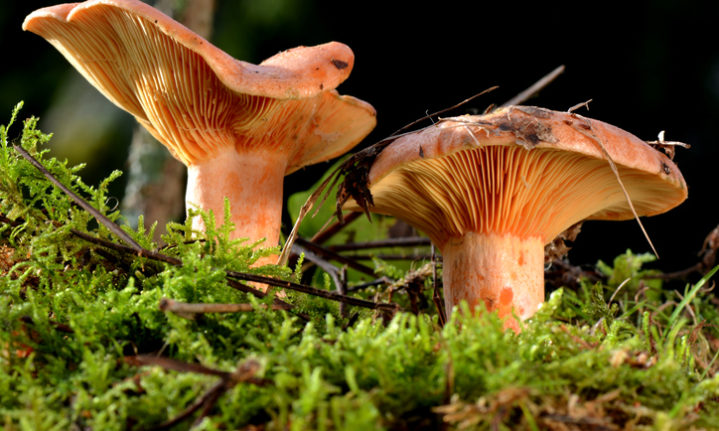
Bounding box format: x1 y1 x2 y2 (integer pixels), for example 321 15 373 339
441 232 545 332
185 147 287 256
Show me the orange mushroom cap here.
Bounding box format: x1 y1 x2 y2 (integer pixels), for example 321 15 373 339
344 106 687 329
356 106 686 247
23 0 375 169
24 0 376 259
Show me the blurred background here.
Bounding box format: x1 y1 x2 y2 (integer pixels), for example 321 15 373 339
1 0 718 275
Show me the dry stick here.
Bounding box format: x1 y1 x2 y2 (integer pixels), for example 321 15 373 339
70 228 182 266
129 356 268 431
159 297 291 317
151 381 226 430
292 244 346 299
310 211 362 244
225 269 397 313
431 244 446 326
390 86 499 137
13 144 145 252
346 277 393 293
127 355 230 378
69 229 280 302
294 237 376 276
328 236 431 252
342 253 434 261
277 165 344 266
500 64 566 107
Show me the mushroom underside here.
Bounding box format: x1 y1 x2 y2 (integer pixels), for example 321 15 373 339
32 7 371 169
365 145 679 248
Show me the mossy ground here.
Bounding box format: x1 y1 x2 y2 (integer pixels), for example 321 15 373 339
2 104 719 430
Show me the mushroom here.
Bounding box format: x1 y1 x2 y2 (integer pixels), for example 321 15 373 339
343 106 687 331
23 0 376 261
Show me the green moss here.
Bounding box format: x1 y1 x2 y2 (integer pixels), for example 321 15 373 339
2 105 719 430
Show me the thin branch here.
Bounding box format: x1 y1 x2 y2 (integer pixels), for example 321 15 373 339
126 355 229 378
151 381 226 430
346 277 393 293
70 228 181 265
128 356 269 431
158 297 291 319
294 237 377 276
432 244 446 326
224 269 398 313
328 237 431 252
13 144 144 252
341 253 434 261
309 211 362 244
293 244 346 296
501 64 565 107
390 86 499 137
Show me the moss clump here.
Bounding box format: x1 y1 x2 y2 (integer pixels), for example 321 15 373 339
2 104 719 430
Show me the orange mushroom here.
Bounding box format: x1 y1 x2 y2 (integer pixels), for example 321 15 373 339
344 106 687 331
23 0 376 259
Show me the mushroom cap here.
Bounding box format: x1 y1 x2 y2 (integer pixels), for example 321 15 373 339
23 0 376 170
346 106 687 248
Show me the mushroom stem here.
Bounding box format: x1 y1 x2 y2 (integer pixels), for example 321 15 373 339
185 148 287 256
441 232 544 332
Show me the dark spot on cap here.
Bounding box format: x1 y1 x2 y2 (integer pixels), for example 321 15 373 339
496 115 556 148
563 120 573 126
154 19 158 23
662 162 671 175
579 122 592 130
319 83 324 90
419 146 425 158
331 59 349 70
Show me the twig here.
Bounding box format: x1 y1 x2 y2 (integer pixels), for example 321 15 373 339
390 86 499 137
158 297 291 319
501 65 565 107
309 211 362 244
295 237 377 276
293 244 347 297
70 228 181 266
225 269 399 313
13 144 144 252
346 277 393 293
567 99 592 113
69 229 288 304
126 355 229 378
278 164 344 266
432 244 447 326
328 237 431 252
151 380 226 430
127 356 269 430
341 253 434 261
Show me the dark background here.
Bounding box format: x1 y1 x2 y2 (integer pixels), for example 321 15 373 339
2 0 718 275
